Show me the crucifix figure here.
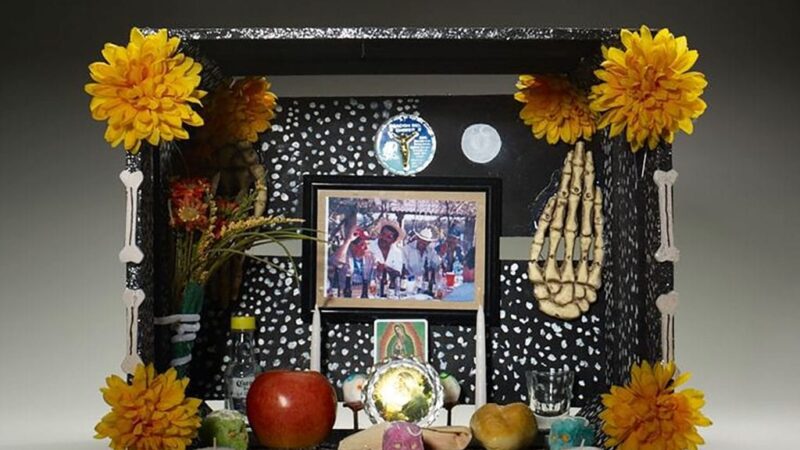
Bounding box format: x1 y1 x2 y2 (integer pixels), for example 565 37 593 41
388 129 419 171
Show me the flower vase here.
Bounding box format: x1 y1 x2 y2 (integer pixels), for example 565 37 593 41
172 280 205 378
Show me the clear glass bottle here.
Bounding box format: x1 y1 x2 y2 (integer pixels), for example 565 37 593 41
225 316 259 415
453 259 464 285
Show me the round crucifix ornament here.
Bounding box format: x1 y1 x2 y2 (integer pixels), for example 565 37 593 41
374 114 437 175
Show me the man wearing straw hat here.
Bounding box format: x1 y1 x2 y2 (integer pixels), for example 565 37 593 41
402 225 441 281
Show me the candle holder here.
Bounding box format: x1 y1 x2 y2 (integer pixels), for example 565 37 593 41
344 402 363 430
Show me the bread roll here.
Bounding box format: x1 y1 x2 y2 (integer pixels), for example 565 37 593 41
469 403 537 450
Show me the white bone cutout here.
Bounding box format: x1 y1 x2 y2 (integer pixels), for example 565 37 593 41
121 288 146 374
119 170 144 264
656 291 679 363
654 169 679 262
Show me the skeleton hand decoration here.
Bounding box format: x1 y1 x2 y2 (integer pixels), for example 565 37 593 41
654 169 679 262
121 288 146 374
528 142 604 320
119 170 144 264
656 291 679 362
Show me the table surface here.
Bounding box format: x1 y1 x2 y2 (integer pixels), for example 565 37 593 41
444 282 475 301
246 430 550 450
229 402 566 450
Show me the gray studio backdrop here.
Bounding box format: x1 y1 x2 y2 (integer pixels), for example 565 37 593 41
1 1 798 448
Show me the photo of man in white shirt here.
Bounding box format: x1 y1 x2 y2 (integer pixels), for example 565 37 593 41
363 218 405 296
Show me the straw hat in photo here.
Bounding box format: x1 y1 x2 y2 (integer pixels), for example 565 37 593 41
372 217 406 243
413 226 440 243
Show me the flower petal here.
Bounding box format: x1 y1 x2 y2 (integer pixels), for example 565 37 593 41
589 25 706 151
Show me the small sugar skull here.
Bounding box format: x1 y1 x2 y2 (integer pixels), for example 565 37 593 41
548 417 595 450
343 373 368 409
383 422 424 450
439 372 461 408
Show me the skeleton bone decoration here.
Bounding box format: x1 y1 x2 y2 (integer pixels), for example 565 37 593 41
121 288 146 374
654 169 679 262
119 169 144 264
528 142 604 320
655 291 679 362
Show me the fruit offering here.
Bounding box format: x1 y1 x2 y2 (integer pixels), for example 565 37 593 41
198 409 248 450
470 403 537 450
247 370 338 449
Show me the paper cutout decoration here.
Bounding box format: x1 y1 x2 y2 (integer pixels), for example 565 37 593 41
121 288 146 374
656 291 679 363
654 169 679 262
119 169 144 264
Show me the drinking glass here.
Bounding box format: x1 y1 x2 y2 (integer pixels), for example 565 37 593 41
526 367 574 417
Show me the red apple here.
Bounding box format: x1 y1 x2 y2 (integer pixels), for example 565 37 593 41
247 370 338 448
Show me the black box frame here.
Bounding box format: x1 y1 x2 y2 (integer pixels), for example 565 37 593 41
122 28 673 419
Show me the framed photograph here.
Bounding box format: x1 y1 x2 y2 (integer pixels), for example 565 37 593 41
302 175 501 323
373 319 429 363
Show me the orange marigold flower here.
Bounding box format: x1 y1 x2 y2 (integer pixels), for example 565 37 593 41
514 74 596 145
600 361 712 450
94 364 201 450
589 25 708 151
85 28 206 154
200 77 278 146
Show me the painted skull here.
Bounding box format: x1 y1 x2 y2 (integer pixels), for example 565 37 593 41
440 372 461 407
383 422 424 450
342 373 368 409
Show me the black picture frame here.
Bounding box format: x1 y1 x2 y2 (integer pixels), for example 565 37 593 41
302 175 501 325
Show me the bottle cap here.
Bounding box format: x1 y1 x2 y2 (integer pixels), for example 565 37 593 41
231 316 256 330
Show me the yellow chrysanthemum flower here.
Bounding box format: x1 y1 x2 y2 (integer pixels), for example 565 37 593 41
600 361 712 450
201 77 278 146
85 28 206 153
95 364 202 450
514 74 596 145
590 25 708 151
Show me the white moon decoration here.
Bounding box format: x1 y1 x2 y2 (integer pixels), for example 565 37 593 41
461 124 502 164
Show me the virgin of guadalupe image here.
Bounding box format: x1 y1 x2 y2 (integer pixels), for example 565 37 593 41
376 321 427 362
387 324 416 358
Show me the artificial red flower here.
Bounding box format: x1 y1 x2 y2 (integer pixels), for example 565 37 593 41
170 178 211 231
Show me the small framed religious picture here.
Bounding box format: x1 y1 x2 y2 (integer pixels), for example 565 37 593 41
302 175 501 324
373 319 429 363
